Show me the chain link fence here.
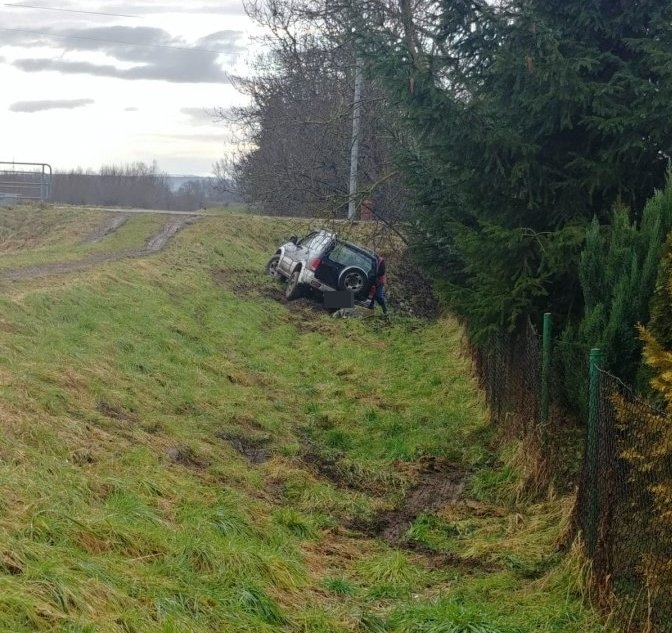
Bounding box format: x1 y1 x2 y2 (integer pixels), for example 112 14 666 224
575 369 672 632
474 319 583 496
474 320 672 632
474 320 541 438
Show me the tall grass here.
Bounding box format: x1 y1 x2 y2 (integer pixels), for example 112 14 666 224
0 206 613 631
0 206 168 271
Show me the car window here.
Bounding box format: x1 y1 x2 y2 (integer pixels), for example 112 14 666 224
298 232 318 247
327 243 376 274
311 234 331 253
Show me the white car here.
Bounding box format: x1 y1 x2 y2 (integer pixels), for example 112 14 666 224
266 230 377 300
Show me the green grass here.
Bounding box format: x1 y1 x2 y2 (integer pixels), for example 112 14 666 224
0 206 170 271
0 205 614 631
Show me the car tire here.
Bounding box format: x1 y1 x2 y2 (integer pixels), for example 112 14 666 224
266 254 283 280
285 269 304 300
338 267 368 295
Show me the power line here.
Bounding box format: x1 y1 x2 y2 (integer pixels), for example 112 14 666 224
4 3 140 18
0 27 239 55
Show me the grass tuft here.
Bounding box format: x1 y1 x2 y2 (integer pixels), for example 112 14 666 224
237 585 286 625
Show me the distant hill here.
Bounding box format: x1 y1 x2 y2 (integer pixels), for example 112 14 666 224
166 175 211 193
166 175 240 204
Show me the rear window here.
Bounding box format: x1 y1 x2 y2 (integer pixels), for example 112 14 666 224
327 242 376 274
297 232 318 247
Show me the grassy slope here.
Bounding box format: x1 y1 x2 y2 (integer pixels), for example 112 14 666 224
0 206 166 270
0 206 610 632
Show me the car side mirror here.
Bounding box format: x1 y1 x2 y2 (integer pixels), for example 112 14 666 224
290 235 298 244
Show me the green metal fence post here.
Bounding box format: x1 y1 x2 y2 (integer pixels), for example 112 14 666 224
586 347 602 558
540 312 551 427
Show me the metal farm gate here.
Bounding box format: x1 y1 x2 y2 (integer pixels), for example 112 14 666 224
0 162 52 203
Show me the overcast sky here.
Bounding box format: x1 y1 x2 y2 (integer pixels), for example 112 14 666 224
0 1 258 175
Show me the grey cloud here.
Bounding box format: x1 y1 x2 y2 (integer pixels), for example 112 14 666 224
58 25 246 55
0 28 46 47
180 107 221 125
9 98 94 113
4 0 245 19
14 56 230 83
124 106 139 111
103 1 247 16
160 133 225 142
197 30 244 47
60 26 177 51
141 131 233 144
10 25 242 83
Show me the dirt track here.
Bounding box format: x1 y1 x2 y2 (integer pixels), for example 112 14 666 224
1 214 200 282
79 213 130 245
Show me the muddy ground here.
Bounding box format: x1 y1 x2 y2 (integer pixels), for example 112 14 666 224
0 215 199 282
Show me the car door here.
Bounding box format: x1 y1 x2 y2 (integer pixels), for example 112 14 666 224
278 232 316 275
314 242 376 295
313 241 349 290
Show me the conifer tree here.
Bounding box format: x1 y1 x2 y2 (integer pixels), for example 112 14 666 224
561 182 672 411
615 325 672 625
648 233 672 353
357 0 672 337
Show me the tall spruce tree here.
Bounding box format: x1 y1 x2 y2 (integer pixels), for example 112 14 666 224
559 181 672 412
357 0 672 338
648 233 672 353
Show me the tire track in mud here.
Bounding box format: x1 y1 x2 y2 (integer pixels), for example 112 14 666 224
301 447 502 571
0 215 200 282
79 213 131 245
144 216 199 252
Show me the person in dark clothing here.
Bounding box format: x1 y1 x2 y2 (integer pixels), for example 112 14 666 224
367 255 388 314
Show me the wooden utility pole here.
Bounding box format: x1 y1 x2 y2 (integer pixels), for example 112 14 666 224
347 57 363 220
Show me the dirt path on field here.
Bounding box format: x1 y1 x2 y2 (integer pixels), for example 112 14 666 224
54 206 209 217
0 214 200 282
302 450 502 571
311 453 468 543
372 464 468 543
79 213 130 245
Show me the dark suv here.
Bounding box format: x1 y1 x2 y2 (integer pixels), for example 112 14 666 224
266 230 377 300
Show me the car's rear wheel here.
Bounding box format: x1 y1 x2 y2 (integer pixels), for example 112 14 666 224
285 269 304 299
338 267 368 295
266 254 283 279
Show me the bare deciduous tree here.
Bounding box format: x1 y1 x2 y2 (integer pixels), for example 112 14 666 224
217 0 417 222
52 162 234 211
